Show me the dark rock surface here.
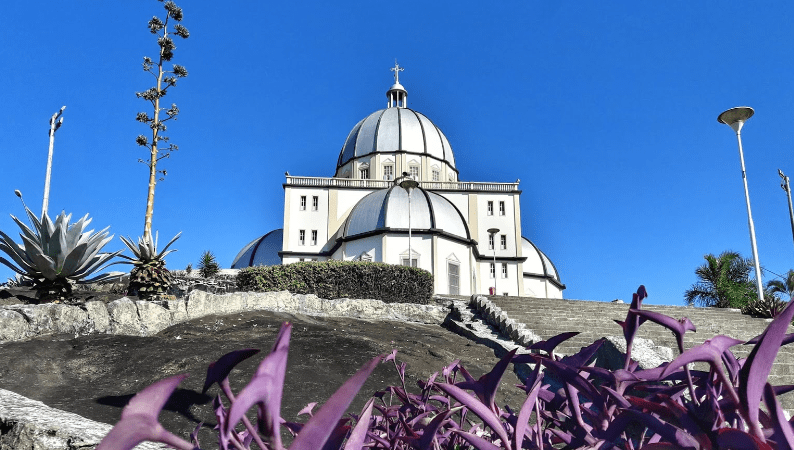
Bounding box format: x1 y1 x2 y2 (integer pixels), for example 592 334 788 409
0 308 525 447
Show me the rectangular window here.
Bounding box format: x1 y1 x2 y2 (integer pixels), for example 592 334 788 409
312 196 319 211
487 201 493 216
409 166 420 179
502 263 508 278
299 230 305 246
448 262 460 295
299 258 304 262
311 230 317 246
503 292 509 296
383 165 394 180
499 201 505 216
360 168 369 179
488 234 495 250
300 196 306 211
500 235 507 250
489 262 495 279
432 170 440 181
402 258 418 267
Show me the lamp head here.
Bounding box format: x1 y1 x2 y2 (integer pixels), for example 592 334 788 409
718 106 754 133
487 228 500 235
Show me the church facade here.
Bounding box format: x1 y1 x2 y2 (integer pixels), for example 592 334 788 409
232 66 565 298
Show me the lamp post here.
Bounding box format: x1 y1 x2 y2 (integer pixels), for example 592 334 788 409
717 106 764 301
487 228 500 296
42 106 65 219
397 172 419 267
779 169 794 253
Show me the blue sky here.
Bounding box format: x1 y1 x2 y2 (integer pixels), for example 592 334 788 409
2 1 794 306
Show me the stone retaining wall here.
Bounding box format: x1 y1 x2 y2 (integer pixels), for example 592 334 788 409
0 290 449 343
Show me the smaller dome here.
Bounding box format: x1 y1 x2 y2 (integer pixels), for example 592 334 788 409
521 237 562 284
231 229 283 268
343 186 470 241
387 82 406 93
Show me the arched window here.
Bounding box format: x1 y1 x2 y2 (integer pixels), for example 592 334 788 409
359 163 370 179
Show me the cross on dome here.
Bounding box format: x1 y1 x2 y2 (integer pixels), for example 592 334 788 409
390 61 404 84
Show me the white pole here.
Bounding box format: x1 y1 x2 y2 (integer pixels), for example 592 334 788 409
735 129 765 300
408 189 412 267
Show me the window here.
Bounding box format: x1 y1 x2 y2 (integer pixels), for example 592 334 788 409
299 258 304 262
409 165 419 179
299 230 305 246
488 234 495 250
361 252 372 262
489 262 495 279
312 196 319 211
502 263 508 278
300 196 306 211
311 230 317 246
499 201 505 216
448 262 460 295
448 173 455 182
359 167 369 179
487 201 493 216
500 235 507 250
503 292 509 296
383 164 394 180
432 169 440 181
402 258 418 267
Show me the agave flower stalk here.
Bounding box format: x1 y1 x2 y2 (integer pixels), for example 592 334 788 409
0 206 121 301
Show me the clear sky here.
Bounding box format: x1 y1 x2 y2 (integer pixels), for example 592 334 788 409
2 1 793 306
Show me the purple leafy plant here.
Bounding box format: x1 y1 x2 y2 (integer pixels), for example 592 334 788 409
99 286 794 449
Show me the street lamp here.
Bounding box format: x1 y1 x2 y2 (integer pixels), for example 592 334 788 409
42 106 65 218
397 172 419 267
487 228 500 296
717 106 764 301
779 169 794 254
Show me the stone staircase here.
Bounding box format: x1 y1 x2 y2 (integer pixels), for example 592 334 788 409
485 295 794 389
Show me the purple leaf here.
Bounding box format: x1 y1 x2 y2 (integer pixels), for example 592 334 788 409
415 407 460 450
514 370 544 450
660 335 743 380
603 409 699 449
297 402 318 418
454 348 517 413
559 338 605 369
716 429 774 450
96 374 194 450
320 420 351 450
290 354 383 450
384 349 398 362
763 382 794 448
202 348 261 394
739 299 794 438
435 382 512 450
344 399 375 450
225 322 292 449
630 309 695 353
452 430 504 450
524 332 579 356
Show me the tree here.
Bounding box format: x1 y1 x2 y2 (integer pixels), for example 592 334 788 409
766 269 794 301
684 251 757 308
135 0 189 242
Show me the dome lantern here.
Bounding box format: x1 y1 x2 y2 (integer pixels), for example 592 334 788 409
387 61 407 108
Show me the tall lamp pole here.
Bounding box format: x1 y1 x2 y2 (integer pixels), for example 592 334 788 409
397 172 419 267
779 169 794 253
42 106 65 218
718 106 764 301
487 228 500 296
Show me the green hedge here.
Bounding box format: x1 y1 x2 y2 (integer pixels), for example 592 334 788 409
236 261 434 304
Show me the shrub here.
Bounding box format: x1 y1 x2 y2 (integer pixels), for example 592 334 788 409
236 261 434 304
742 294 787 318
98 285 794 450
198 250 220 278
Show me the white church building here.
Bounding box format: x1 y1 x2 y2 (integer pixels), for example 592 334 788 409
232 65 565 298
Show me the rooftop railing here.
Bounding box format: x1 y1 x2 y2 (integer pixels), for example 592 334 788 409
285 176 519 192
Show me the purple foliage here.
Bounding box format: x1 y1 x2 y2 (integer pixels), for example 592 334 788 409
99 286 794 450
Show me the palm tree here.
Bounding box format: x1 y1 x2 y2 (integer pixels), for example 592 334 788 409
684 251 757 308
766 269 794 301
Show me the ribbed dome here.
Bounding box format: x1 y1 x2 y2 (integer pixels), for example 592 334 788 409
335 107 457 175
231 229 283 268
521 237 562 284
343 186 469 240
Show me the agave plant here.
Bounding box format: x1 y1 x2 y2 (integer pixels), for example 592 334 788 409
0 206 121 301
118 231 180 300
198 250 220 278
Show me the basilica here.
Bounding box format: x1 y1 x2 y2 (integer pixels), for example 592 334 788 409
232 65 565 298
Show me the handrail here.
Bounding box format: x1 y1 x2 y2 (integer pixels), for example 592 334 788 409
285 176 519 192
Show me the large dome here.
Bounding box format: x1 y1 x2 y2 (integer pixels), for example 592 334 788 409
231 229 283 268
342 185 469 241
335 107 457 175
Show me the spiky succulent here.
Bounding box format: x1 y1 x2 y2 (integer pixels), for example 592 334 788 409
0 206 121 301
198 250 220 278
741 294 787 318
118 231 180 299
